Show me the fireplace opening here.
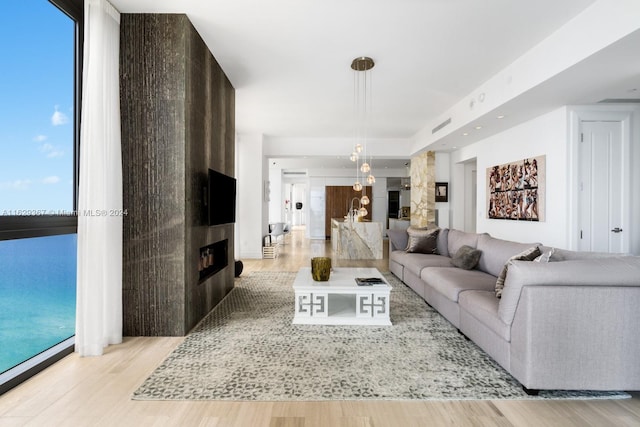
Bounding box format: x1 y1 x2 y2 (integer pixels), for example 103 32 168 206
198 239 228 283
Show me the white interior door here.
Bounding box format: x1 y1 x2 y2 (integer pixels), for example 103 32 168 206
470 168 477 233
578 121 626 252
464 160 477 233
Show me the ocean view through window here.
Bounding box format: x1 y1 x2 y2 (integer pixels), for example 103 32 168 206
0 234 77 373
0 0 81 393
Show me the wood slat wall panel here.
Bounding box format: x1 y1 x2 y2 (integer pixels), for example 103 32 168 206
120 14 235 336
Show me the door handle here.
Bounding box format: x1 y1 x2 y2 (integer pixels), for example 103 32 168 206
611 227 623 233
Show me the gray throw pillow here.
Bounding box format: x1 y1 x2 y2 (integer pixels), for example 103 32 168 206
495 246 542 298
450 245 481 270
405 227 440 254
387 229 409 252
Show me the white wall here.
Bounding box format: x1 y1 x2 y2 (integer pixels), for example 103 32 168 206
308 177 325 239
449 104 640 254
291 183 307 225
372 177 387 227
268 166 282 223
629 109 640 255
261 155 269 245
463 161 477 233
237 134 267 258
434 152 450 228
631 109 640 255
450 107 570 248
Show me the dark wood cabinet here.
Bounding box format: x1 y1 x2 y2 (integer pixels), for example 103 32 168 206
324 186 372 238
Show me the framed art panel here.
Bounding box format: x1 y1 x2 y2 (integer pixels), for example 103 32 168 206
486 155 545 221
435 182 448 202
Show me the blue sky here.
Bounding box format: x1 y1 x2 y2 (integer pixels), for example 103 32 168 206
0 0 74 213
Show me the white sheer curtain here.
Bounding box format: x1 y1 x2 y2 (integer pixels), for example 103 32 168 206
76 0 122 356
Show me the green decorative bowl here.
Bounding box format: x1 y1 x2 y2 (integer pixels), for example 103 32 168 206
311 257 332 281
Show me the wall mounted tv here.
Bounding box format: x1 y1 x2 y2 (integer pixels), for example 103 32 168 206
207 168 237 226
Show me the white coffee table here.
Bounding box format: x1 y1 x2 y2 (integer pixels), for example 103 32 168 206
292 267 392 326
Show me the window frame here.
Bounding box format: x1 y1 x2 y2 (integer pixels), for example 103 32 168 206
0 0 84 396
0 0 83 242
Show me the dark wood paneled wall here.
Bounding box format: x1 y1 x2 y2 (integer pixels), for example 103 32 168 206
120 14 235 336
325 186 372 238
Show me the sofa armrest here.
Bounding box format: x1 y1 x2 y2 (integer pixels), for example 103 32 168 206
509 284 640 390
499 257 640 325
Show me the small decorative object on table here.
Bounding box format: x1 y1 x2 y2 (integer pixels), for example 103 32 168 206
310 257 332 281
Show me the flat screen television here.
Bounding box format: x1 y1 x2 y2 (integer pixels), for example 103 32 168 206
207 168 236 226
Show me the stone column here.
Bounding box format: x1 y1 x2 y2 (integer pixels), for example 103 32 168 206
410 151 436 227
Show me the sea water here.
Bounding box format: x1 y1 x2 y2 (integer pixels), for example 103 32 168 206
0 234 76 374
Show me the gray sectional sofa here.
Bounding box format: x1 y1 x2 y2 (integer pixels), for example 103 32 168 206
388 227 640 392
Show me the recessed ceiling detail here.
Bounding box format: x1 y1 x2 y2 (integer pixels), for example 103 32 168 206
432 118 452 134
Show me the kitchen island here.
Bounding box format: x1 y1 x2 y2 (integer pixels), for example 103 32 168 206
331 218 383 259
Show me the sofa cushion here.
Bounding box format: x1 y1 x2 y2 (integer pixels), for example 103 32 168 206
387 229 409 252
436 228 449 257
459 290 510 341
447 229 480 257
549 247 629 261
498 257 640 325
406 227 439 254
451 245 481 270
494 246 541 298
421 267 497 302
476 234 542 277
390 251 453 276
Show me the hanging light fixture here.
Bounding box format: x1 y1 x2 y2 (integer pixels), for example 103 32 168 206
350 56 375 198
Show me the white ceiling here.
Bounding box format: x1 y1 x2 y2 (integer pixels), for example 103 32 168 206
111 0 640 174
110 0 602 142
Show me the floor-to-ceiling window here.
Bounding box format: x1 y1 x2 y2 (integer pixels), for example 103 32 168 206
0 0 82 394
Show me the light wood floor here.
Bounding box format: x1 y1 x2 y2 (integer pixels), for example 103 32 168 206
1 227 638 426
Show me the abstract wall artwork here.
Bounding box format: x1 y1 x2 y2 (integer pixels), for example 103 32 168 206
435 182 448 202
486 155 545 221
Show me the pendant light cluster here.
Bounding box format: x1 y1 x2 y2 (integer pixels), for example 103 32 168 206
350 56 375 217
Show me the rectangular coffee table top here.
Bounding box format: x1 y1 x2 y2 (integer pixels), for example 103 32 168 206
293 267 390 291
292 267 392 325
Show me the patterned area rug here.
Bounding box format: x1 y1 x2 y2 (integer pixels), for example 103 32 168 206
133 271 630 401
